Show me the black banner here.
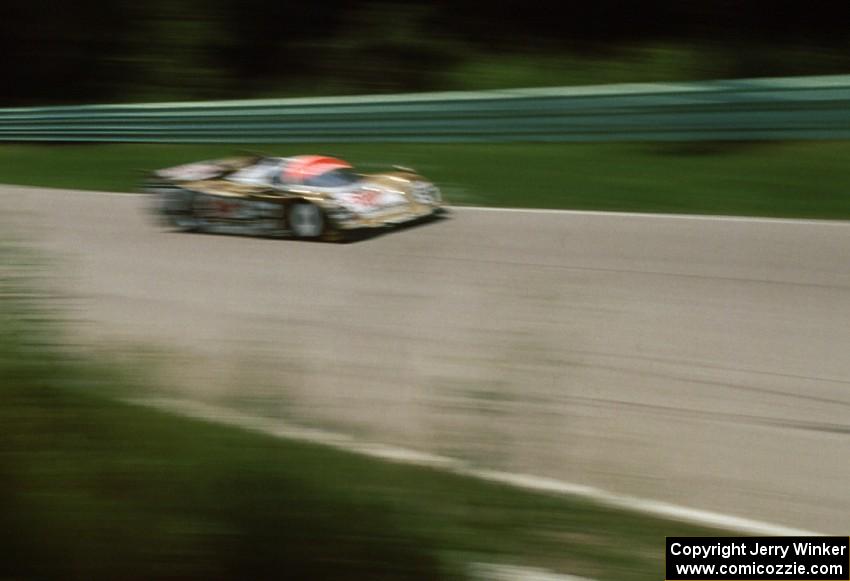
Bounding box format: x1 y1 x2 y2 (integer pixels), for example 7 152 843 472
666 537 849 580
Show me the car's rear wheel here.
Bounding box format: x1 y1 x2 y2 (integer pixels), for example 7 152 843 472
161 190 202 232
171 214 202 231
288 202 326 239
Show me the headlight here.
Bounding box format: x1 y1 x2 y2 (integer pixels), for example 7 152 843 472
411 181 440 204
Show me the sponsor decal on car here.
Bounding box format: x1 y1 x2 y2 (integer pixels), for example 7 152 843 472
195 195 282 221
333 186 408 215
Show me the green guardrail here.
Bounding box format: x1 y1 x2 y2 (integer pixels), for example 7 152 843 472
2 75 850 143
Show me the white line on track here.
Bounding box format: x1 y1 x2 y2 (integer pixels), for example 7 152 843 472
129 397 825 537
452 205 850 226
470 563 595 581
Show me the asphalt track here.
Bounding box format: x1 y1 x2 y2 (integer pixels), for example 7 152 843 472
3 185 849 534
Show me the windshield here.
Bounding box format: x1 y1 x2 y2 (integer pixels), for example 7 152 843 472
227 157 284 185
303 168 360 188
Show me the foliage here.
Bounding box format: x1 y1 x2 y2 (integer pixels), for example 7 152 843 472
2 1 850 105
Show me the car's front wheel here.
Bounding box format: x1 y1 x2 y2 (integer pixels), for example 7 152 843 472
288 202 326 239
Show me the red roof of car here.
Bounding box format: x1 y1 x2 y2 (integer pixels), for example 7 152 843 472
283 155 352 183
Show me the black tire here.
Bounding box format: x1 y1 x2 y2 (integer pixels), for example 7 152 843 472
288 202 327 239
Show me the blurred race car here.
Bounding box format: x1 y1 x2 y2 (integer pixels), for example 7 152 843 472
143 154 446 241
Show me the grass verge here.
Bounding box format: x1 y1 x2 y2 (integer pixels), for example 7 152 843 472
2 243 725 581
1 141 850 219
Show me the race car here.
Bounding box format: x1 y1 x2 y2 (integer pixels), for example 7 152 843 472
142 154 446 241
